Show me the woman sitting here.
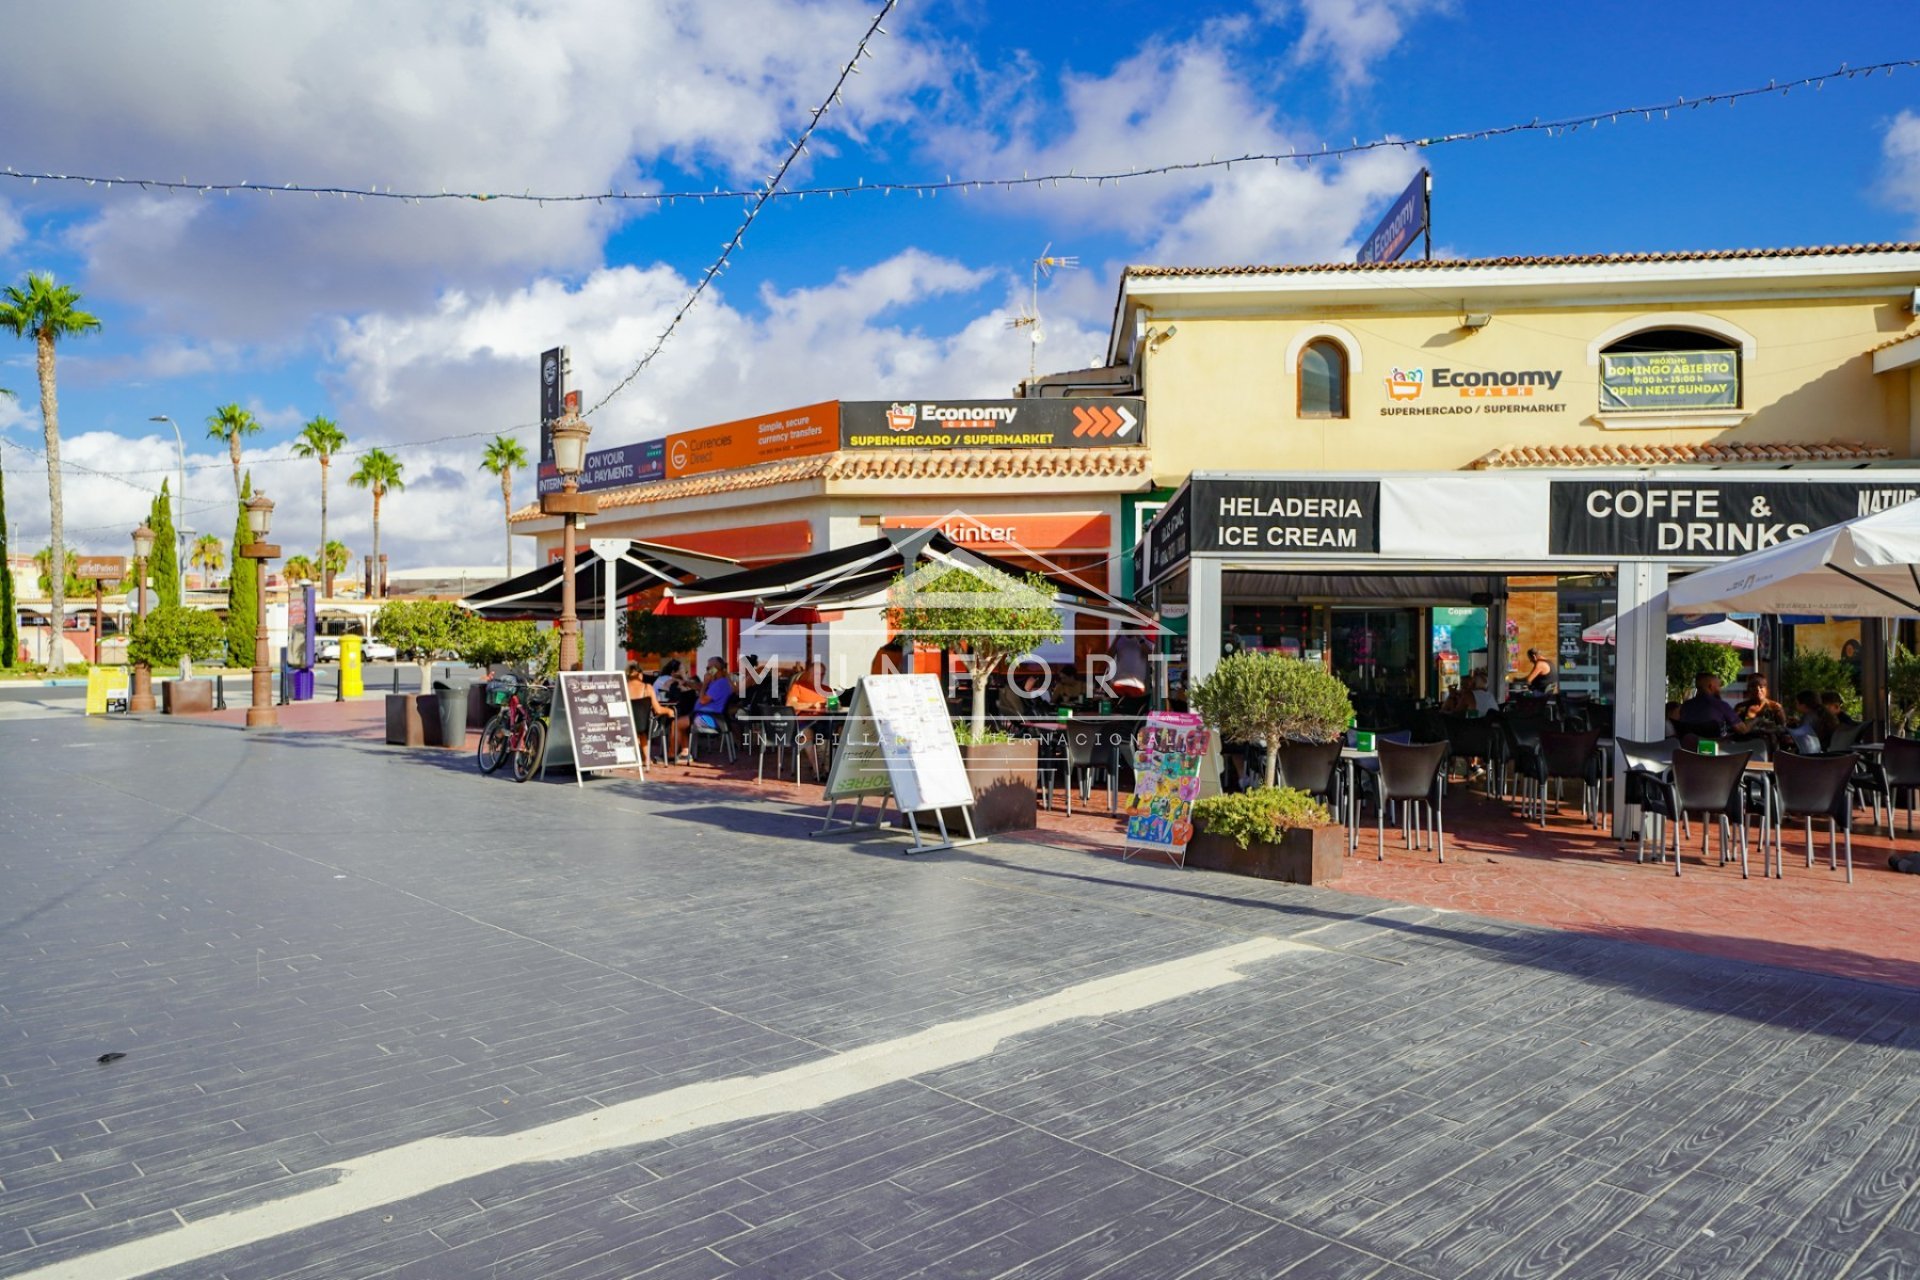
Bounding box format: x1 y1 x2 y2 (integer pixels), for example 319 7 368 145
785 660 833 712
1788 690 1838 753
694 657 735 737
651 658 698 763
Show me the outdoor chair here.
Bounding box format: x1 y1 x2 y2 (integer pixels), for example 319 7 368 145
1537 729 1606 830
1440 715 1501 792
1274 741 1346 829
1616 736 1678 862
631 699 670 766
690 701 737 763
748 707 799 784
1503 719 1548 821
1878 736 1920 842
1373 740 1449 862
1827 720 1868 752
1770 750 1857 882
1061 726 1110 815
1667 748 1752 878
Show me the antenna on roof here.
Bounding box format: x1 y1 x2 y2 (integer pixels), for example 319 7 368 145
1007 244 1079 390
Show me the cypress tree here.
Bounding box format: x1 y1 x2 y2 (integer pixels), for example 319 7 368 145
148 480 179 611
226 473 256 665
0 446 16 668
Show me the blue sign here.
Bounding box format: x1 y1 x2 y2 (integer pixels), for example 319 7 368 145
537 439 665 495
1357 169 1428 266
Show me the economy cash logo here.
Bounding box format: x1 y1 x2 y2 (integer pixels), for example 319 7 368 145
1386 367 1425 401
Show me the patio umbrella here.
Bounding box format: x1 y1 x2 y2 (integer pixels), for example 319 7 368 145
1579 613 1756 649
1667 498 1920 617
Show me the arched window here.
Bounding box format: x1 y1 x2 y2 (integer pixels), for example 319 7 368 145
1599 326 1741 411
1298 339 1349 418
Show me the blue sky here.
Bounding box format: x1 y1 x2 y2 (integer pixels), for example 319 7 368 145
1 0 1918 568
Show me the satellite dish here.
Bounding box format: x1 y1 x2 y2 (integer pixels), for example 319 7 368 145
1030 329 1045 345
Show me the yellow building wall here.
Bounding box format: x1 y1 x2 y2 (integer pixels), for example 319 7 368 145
1142 295 1912 483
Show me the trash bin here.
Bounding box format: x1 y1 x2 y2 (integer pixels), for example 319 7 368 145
434 681 469 748
291 668 315 702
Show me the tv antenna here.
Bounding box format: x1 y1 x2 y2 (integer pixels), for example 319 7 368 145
1006 245 1077 387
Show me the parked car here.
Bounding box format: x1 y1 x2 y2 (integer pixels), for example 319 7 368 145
316 636 397 662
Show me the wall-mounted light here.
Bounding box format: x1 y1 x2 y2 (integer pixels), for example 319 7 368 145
1146 323 1179 352
1460 313 1492 332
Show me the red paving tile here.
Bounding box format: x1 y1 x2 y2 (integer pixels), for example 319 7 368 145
160 710 1920 989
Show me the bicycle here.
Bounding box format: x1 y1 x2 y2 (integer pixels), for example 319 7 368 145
478 677 552 783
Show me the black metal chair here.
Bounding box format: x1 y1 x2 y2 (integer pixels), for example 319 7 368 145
1374 740 1449 862
1878 736 1920 842
1665 748 1752 878
1537 729 1606 830
747 707 799 784
690 701 737 763
1274 741 1346 832
1827 720 1868 752
1770 751 1857 882
632 698 671 765
1440 714 1500 792
1617 736 1678 863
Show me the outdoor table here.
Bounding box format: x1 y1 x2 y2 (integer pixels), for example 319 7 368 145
1339 746 1377 851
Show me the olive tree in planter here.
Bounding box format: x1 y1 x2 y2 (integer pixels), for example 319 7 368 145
887 565 1063 832
127 605 225 713
1189 652 1352 787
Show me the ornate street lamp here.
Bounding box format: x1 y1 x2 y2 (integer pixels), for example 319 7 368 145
128 522 156 713
239 493 280 729
542 407 594 672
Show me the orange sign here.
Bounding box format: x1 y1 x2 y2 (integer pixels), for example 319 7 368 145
880 512 1110 552
645 521 813 564
73 556 128 581
664 401 839 480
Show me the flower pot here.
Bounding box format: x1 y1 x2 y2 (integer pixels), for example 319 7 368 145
161 678 213 715
1187 821 1344 884
385 692 442 746
924 739 1039 834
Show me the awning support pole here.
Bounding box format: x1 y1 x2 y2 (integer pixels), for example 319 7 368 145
1612 560 1669 839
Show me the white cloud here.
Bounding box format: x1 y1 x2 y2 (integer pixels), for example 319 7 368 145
1883 110 1920 231
1272 0 1451 86
0 200 23 255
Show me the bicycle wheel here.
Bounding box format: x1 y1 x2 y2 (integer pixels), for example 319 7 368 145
477 714 511 774
512 719 547 783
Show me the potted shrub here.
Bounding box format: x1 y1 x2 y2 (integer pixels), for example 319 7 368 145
1186 787 1344 883
888 565 1061 832
454 615 551 729
1188 652 1352 787
127 605 225 714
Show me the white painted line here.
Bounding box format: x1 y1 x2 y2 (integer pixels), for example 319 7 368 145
16 936 1301 1280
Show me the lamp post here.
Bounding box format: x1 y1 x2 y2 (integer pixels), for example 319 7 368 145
239 493 280 729
541 407 594 672
147 415 188 604
128 523 156 713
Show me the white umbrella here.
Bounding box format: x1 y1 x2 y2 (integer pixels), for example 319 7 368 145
1667 498 1920 617
1579 614 1755 649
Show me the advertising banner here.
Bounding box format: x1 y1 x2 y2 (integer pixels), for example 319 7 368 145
539 347 564 465
1548 480 1920 557
1599 349 1739 412
1123 712 1208 862
841 398 1143 449
665 401 839 479
537 439 665 496
1186 479 1381 555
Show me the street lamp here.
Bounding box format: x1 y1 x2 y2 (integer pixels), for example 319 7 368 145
128 522 156 713
239 493 280 729
148 415 188 604
541 407 594 672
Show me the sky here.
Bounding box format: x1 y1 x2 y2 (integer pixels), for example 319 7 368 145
2 0 1919 573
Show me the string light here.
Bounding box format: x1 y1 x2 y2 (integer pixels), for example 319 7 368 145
0 59 1909 211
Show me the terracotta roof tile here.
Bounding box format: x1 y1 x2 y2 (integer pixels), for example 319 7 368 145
1127 242 1920 280
1869 328 1920 354
1467 441 1894 470
510 447 1152 521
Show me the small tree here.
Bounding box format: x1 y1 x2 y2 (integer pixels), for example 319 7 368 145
127 605 225 669
1890 645 1920 733
455 615 550 675
1780 649 1863 719
226 474 257 665
622 605 706 663
1664 639 1742 702
149 480 179 611
1189 653 1352 788
0 435 15 668
374 599 465 692
888 565 1063 739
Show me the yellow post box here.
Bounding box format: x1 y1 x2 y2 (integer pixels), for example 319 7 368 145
340 634 364 698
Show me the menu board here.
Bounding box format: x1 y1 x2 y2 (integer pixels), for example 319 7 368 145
824 675 973 812
1123 712 1208 863
550 671 643 786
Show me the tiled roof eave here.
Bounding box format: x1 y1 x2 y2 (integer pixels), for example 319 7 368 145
1127 242 1920 280
1468 441 1894 470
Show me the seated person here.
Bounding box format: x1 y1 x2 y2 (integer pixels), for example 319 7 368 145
1789 690 1838 753
1820 689 1855 726
651 658 698 762
785 660 833 712
993 676 1025 719
1664 701 1681 738
1441 672 1488 715
1675 672 1736 738
739 654 776 708
1732 672 1786 736
694 657 734 733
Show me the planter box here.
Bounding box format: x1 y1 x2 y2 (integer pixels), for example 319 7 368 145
385 693 442 747
1186 822 1344 884
925 739 1039 835
161 678 213 715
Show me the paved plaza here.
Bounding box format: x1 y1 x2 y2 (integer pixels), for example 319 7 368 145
2 710 1918 1280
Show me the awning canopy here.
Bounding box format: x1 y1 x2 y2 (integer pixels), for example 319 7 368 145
665 528 1155 628
1668 498 1920 617
459 540 738 621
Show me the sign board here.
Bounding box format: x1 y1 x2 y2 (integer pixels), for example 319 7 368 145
879 512 1109 552
85 666 129 715
820 674 982 852
841 398 1143 450
1141 485 1193 588
546 671 645 786
538 439 664 496
1599 349 1739 412
1183 479 1381 555
1122 712 1208 863
667 401 839 479
1547 480 1920 558
1357 168 1428 266
74 556 127 581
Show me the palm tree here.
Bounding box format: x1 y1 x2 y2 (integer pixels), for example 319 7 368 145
190 533 225 587
283 555 316 585
205 403 261 499
348 449 404 598
479 435 531 575
292 416 347 596
321 540 351 590
0 273 102 657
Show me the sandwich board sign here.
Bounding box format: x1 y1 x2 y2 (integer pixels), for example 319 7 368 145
543 671 646 786
819 674 984 853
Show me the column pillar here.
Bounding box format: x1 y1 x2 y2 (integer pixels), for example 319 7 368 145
1611 559 1668 836
1185 557 1224 695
